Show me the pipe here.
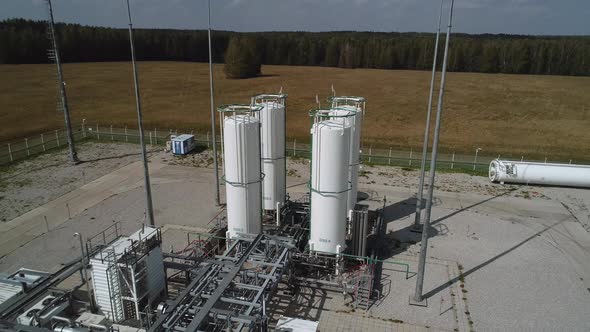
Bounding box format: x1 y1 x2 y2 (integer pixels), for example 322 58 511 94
276 202 281 226
85 322 108 331
53 327 89 332
51 316 74 328
73 233 94 312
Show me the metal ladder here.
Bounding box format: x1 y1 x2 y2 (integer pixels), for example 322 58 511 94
105 249 124 322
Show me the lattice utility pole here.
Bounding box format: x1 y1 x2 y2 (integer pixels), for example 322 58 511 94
46 0 79 164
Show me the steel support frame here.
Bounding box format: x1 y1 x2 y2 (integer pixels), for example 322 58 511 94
150 233 291 331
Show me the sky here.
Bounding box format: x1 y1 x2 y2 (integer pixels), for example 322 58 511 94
1 0 589 36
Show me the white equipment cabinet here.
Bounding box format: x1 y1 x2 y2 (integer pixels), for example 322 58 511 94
171 134 196 155
90 227 165 323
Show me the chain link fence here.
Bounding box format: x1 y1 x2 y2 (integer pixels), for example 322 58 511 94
0 124 584 173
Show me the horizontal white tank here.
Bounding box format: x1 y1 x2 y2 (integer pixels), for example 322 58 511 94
489 159 590 188
257 101 286 210
309 119 352 254
330 106 362 215
224 115 262 238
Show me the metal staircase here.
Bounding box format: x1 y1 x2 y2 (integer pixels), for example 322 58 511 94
354 264 373 311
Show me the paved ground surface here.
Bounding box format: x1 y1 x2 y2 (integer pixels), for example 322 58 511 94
1 143 589 331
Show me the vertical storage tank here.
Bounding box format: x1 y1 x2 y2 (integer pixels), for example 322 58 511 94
309 114 352 254
223 114 262 238
253 94 287 212
330 97 365 216
330 106 362 215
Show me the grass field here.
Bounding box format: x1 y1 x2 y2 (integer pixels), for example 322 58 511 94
1 62 589 160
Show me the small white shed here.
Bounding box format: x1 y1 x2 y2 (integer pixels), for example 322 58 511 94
171 134 196 155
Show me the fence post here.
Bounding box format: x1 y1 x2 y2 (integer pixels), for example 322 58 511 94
55 130 60 146
149 131 153 145
521 156 524 162
110 125 114 141
451 151 455 169
388 147 392 165
569 159 572 164
82 120 86 138
8 143 13 162
125 126 128 142
293 139 297 156
96 124 100 140
155 128 158 145
369 145 372 163
544 156 547 164
409 148 413 167
175 129 178 135
23 138 30 156
41 134 46 152
207 131 210 148
44 215 49 233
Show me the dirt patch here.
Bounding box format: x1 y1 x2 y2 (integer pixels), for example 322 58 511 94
0 142 159 222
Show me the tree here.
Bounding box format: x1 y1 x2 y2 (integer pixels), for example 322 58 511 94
223 35 261 79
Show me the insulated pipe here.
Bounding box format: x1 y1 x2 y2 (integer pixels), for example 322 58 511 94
276 202 281 226
51 316 74 328
489 160 590 188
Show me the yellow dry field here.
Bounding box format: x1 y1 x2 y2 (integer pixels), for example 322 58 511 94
1 62 589 159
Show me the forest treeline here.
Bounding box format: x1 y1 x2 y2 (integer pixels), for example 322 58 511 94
1 19 589 76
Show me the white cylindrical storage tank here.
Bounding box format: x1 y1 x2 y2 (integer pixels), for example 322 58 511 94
330 106 362 215
309 118 352 254
489 159 590 188
257 100 286 211
224 115 262 238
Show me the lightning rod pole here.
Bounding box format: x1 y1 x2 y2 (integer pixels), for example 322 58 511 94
126 0 155 226
413 0 444 230
414 0 454 304
46 0 79 164
208 0 221 206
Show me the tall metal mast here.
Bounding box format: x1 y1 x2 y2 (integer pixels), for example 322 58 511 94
46 0 79 164
413 0 445 230
126 0 155 226
413 0 454 304
208 0 221 206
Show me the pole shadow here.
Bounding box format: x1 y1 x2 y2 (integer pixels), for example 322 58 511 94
422 218 567 300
